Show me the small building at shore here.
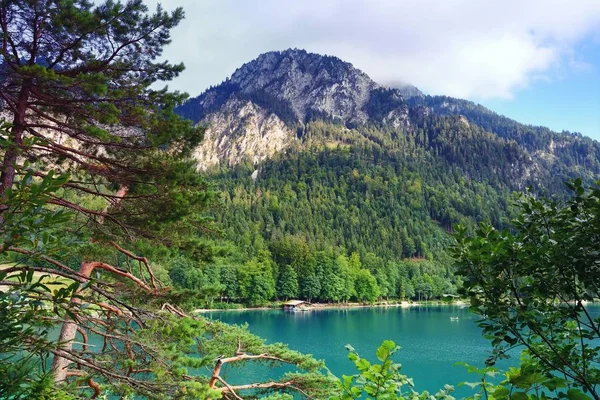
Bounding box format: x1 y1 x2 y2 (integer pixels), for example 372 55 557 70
282 300 309 311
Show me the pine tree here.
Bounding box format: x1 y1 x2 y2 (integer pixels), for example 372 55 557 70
0 2 335 398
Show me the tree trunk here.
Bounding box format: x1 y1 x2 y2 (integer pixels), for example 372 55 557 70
0 83 31 223
52 186 129 383
0 125 22 196
51 261 95 382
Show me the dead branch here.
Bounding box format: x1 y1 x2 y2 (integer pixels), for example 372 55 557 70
209 351 300 390
235 337 243 355
84 261 154 293
65 370 86 377
215 376 243 400
96 302 124 316
126 342 135 377
76 327 88 353
217 380 297 393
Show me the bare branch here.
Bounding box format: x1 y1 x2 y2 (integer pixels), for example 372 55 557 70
110 241 159 288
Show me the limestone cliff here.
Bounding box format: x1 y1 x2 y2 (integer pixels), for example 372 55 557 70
192 98 294 170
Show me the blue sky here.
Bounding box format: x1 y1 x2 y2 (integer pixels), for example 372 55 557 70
148 0 600 140
479 38 600 138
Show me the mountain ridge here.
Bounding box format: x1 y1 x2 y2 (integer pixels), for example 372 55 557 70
177 48 598 178
178 49 427 127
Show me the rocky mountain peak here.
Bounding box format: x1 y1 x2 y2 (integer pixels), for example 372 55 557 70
176 49 419 169
228 48 379 123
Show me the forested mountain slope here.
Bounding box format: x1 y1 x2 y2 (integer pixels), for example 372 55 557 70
171 49 600 304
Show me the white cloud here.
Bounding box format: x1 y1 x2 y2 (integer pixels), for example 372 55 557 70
146 0 600 99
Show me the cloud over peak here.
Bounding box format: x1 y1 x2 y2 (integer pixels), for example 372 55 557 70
148 0 600 99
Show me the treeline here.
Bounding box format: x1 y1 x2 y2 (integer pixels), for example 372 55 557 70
167 243 459 307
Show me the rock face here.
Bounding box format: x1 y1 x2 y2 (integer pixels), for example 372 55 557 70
229 49 378 123
193 98 294 170
178 48 596 179
178 49 412 169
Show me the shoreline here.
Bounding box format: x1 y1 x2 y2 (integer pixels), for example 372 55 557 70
194 299 468 313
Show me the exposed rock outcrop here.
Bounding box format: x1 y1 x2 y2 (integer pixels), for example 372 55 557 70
192 99 294 170
229 49 378 123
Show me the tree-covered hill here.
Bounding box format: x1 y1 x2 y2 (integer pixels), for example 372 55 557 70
214 120 517 261
408 95 600 185
171 49 600 305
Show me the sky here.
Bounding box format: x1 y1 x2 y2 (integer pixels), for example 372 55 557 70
146 0 600 140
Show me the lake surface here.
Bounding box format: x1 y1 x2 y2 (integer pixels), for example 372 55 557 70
205 305 504 396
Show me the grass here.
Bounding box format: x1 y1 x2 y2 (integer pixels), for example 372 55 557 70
0 263 74 294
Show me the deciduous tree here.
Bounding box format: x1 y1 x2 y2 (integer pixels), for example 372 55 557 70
454 179 600 400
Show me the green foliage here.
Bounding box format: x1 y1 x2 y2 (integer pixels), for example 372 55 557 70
0 0 214 249
301 273 322 302
0 282 60 400
247 270 277 307
333 340 588 400
456 353 590 400
206 118 528 303
0 1 216 398
258 394 294 400
277 265 299 300
332 340 455 400
354 269 380 303
453 179 600 398
0 164 72 253
0 162 78 398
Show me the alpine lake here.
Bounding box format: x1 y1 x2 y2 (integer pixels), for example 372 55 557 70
203 305 509 397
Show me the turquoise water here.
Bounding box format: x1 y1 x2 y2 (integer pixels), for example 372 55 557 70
205 305 505 395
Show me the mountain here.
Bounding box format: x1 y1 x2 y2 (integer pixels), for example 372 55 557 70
178 49 599 184
179 48 384 125
171 49 600 302
177 49 419 169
